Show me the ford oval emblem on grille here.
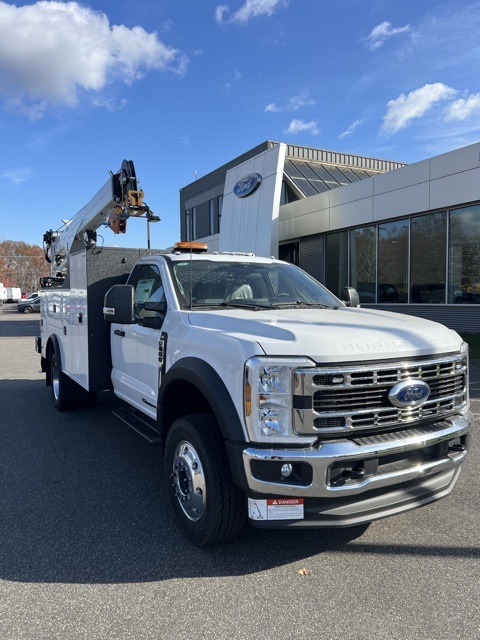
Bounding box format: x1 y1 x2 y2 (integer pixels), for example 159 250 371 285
388 380 430 408
233 173 262 198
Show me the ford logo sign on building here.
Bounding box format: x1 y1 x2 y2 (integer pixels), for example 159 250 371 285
388 380 431 408
233 173 262 198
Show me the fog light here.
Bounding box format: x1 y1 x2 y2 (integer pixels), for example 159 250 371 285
281 463 293 477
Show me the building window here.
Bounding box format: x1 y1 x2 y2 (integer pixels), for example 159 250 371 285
411 212 446 303
209 199 215 236
185 209 191 241
217 195 223 231
325 231 348 297
350 226 376 303
378 220 408 303
279 241 300 266
448 204 480 304
192 206 197 240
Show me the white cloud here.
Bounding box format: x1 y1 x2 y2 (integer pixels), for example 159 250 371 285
288 91 315 111
0 1 189 118
1 167 33 186
366 21 411 51
224 69 243 90
216 0 289 25
265 91 315 113
159 20 174 34
284 118 319 135
215 4 229 25
444 94 480 121
265 102 280 112
381 83 457 134
91 96 128 112
340 119 362 138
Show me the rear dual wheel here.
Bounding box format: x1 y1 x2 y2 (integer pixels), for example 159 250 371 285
50 351 97 411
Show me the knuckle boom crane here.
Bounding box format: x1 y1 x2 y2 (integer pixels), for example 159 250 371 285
42 159 155 279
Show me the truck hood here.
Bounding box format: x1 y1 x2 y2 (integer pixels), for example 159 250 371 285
186 306 462 362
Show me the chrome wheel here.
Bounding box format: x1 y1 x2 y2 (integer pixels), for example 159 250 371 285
171 440 206 522
52 356 60 402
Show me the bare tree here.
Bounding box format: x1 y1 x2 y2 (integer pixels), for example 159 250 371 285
0 241 50 293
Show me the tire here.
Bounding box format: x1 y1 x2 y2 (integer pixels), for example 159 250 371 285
23 306 32 314
164 414 246 547
50 351 79 411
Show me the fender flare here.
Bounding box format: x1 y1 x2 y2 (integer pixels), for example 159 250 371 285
158 357 247 443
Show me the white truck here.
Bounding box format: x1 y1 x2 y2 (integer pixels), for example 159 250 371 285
37 160 473 547
5 287 22 303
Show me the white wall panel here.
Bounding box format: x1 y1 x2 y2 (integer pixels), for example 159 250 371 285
329 174 374 205
219 143 286 257
373 159 429 195
293 210 331 237
430 167 480 210
373 182 430 220
430 141 480 179
331 197 374 229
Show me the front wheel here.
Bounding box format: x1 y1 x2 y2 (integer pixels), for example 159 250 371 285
23 306 33 314
164 414 245 547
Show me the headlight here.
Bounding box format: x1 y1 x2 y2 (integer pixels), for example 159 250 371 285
244 356 317 444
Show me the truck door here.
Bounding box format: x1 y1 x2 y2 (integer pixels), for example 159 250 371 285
111 263 167 418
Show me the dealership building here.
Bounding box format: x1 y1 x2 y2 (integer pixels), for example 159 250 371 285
179 140 480 332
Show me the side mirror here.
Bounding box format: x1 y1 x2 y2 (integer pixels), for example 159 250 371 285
341 287 360 308
103 284 135 323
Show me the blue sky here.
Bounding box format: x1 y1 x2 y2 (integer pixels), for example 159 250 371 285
1 0 480 252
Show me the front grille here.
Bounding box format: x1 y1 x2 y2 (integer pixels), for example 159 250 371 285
293 353 467 436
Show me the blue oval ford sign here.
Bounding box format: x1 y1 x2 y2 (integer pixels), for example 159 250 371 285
233 173 262 198
388 380 430 408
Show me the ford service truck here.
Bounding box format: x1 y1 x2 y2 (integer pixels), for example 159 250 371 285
36 160 473 547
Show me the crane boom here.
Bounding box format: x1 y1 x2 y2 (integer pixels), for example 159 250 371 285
43 159 152 277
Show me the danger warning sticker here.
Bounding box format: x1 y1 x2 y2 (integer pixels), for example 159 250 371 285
248 497 304 521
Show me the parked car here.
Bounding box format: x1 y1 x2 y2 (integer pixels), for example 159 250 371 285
17 296 40 313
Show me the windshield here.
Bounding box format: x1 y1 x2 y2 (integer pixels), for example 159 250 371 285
168 259 342 310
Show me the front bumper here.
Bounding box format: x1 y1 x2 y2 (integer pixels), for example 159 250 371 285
230 413 473 528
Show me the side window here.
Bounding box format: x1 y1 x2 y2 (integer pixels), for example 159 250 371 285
128 264 166 324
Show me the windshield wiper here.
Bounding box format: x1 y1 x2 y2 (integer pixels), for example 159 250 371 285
270 301 338 309
220 301 273 310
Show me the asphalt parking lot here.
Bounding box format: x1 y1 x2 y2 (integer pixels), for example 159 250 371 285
0 303 479 640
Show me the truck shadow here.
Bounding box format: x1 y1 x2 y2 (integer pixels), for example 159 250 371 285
1 378 479 586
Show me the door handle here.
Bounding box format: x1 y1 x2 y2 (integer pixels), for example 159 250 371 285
114 329 125 337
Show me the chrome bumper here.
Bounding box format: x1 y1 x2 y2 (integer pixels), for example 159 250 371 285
242 413 473 498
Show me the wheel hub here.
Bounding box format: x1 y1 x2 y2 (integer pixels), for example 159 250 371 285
171 440 206 522
52 361 60 401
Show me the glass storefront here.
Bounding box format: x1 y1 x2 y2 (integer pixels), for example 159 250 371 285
325 204 479 304
411 212 446 303
378 221 408 303
449 205 480 304
325 231 348 296
350 226 376 303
